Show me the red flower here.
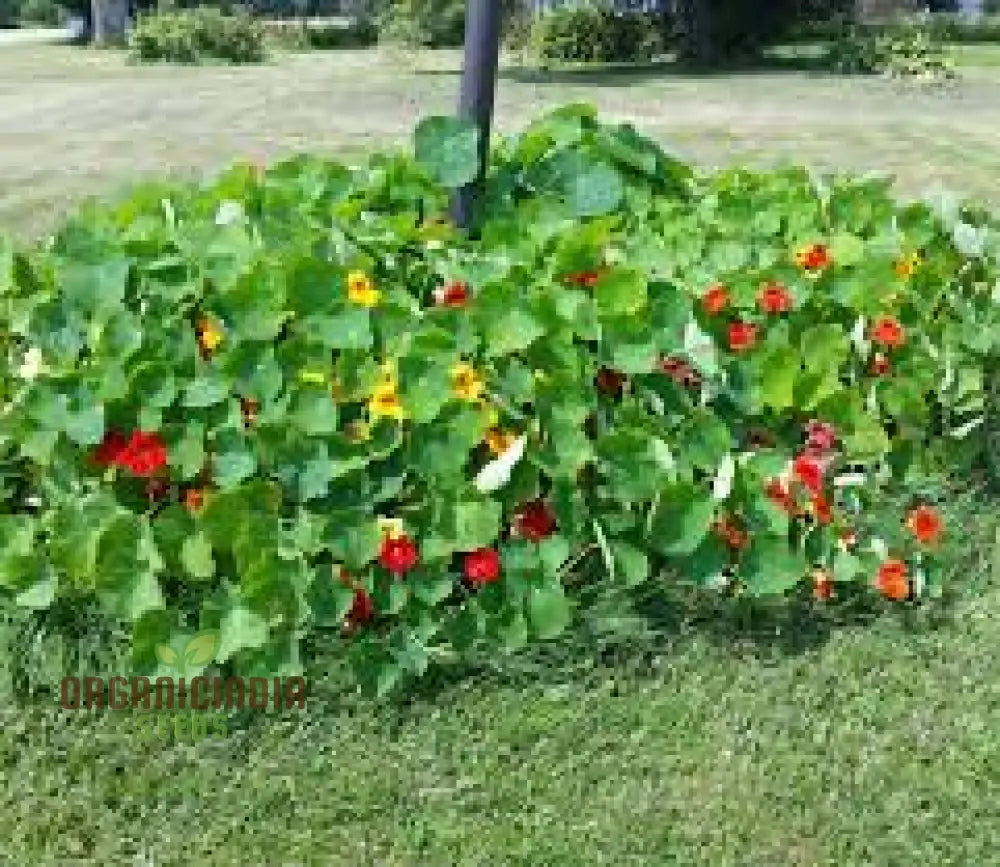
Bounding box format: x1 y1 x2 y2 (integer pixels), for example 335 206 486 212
346 588 375 628
702 284 729 315
757 282 792 314
870 353 891 376
906 504 944 546
805 420 837 453
433 281 470 307
813 569 833 601
515 500 557 542
464 548 501 586
595 367 626 396
728 322 758 352
874 559 910 601
564 270 602 288
766 478 796 514
118 431 168 477
793 454 824 495
92 429 128 467
871 316 905 349
379 535 419 576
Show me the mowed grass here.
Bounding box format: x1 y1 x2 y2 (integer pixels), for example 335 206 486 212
5 43 1000 865
3 43 1000 236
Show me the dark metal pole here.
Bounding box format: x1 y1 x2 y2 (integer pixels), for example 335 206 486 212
452 0 503 230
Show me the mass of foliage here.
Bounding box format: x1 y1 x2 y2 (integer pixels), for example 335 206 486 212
1 105 998 695
827 22 956 78
129 7 268 64
524 4 665 66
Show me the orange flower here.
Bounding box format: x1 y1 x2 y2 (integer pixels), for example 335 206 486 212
196 316 224 357
906 504 944 545
183 488 206 514
871 316 905 349
757 282 792 314
812 569 833 601
874 559 910 601
702 284 729 315
795 243 831 272
811 493 832 526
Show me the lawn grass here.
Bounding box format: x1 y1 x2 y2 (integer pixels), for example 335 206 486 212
3 43 1000 237
4 43 1000 865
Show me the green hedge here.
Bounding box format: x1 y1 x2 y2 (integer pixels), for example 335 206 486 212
526 5 665 65
1 106 998 697
129 7 268 64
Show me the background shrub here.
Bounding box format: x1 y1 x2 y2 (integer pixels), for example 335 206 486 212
827 21 956 77
527 4 665 65
129 7 268 63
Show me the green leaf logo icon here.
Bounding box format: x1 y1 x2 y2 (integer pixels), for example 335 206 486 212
155 643 179 669
183 631 220 670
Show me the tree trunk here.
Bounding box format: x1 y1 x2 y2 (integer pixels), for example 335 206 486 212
679 0 716 67
91 0 131 45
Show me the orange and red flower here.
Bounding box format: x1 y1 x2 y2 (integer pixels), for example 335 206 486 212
183 487 206 514
805 420 837 453
795 243 831 272
870 353 891 376
757 282 792 314
94 430 168 477
811 493 832 526
874 559 910 601
93 429 129 467
702 284 729 315
379 535 419 576
871 316 905 349
515 500 558 542
595 366 626 396
714 516 749 550
564 269 603 289
433 280 470 307
728 322 758 352
812 569 834 601
766 478 796 514
464 548 501 586
906 504 944 546
793 454 825 495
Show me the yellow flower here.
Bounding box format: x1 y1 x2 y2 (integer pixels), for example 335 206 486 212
299 370 328 385
485 427 518 456
377 517 405 540
367 380 405 421
347 271 381 307
197 317 224 354
451 362 483 402
894 252 922 279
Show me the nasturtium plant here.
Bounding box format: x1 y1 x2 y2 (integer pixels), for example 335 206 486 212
1 105 999 696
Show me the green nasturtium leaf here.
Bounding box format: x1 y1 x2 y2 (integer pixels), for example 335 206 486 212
414 116 480 188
